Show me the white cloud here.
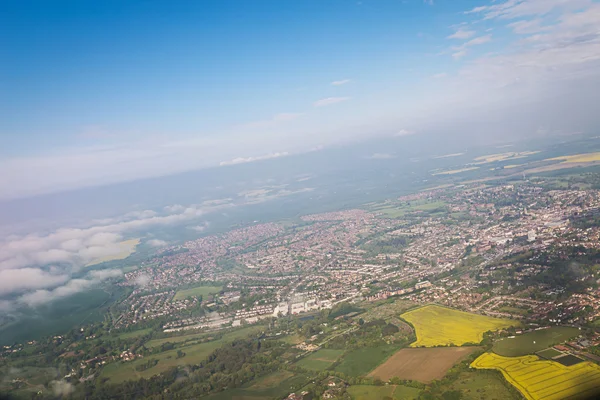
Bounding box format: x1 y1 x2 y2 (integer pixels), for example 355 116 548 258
465 35 492 46
189 222 210 232
453 50 468 60
89 269 123 280
17 269 122 307
0 268 69 295
508 18 551 34
432 72 448 79
50 380 74 397
0 201 232 306
147 239 168 247
368 153 395 159
394 129 416 137
447 29 476 40
313 97 351 107
331 79 351 86
450 34 492 59
467 0 592 20
219 152 290 166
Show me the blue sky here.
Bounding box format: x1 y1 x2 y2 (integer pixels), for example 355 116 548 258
2 0 600 198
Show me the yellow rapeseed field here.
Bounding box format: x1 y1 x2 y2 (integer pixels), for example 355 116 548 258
432 167 480 175
401 305 518 347
471 352 600 400
548 152 600 163
474 151 539 163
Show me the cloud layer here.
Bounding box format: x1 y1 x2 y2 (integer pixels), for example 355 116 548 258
0 202 228 312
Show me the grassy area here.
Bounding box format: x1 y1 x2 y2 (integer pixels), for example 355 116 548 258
370 200 447 218
114 328 153 340
279 333 304 345
335 344 401 376
295 349 344 371
145 325 263 348
203 371 310 400
173 285 223 301
347 384 421 400
102 325 264 382
450 371 522 400
401 305 518 347
492 327 580 357
536 348 563 359
472 352 600 400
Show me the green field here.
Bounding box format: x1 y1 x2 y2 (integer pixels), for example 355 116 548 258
203 371 310 400
335 344 401 376
114 328 153 340
369 200 447 218
450 371 522 400
0 366 59 396
347 384 421 400
537 348 563 359
102 325 264 382
173 285 223 301
492 327 580 357
295 349 344 371
145 325 263 348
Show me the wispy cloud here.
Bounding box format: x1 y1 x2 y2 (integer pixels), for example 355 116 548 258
368 153 395 159
331 79 351 86
432 72 448 79
147 239 168 247
447 28 476 40
240 113 303 129
467 0 591 20
394 129 416 137
219 152 290 166
451 34 492 59
313 97 351 107
508 18 551 34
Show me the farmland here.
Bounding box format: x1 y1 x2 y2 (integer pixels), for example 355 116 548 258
432 167 480 175
401 305 517 347
450 371 522 400
203 371 310 400
295 349 344 371
172 285 223 301
549 152 600 163
368 347 479 383
347 384 421 400
474 151 540 163
471 352 600 400
334 344 402 376
492 327 580 357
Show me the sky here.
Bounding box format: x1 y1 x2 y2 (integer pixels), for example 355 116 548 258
1 0 600 311
3 0 599 200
